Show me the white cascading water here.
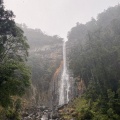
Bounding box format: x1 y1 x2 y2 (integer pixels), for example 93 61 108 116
59 41 70 105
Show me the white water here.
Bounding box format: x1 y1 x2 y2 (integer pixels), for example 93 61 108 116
59 41 70 105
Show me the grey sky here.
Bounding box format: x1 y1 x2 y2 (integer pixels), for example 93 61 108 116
4 0 120 39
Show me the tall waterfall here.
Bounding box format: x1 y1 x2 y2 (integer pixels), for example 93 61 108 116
59 41 70 105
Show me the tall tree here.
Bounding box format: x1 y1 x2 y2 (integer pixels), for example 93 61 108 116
0 1 30 108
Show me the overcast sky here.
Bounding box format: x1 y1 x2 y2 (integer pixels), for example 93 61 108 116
4 0 120 39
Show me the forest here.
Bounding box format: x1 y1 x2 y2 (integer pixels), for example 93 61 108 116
66 4 120 120
0 0 120 120
0 1 30 119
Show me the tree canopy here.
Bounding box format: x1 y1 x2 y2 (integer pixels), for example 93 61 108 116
0 1 30 109
67 4 120 119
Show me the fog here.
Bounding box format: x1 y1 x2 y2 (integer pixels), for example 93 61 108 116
1 1 120 119
4 0 120 38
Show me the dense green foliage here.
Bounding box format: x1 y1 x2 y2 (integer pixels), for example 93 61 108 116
67 5 120 119
0 1 30 119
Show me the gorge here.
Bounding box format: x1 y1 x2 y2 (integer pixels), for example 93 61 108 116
1 2 120 120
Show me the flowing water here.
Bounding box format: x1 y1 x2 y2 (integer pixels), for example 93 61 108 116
41 41 70 120
59 41 70 105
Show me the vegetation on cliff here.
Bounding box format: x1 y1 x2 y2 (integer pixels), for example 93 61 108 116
17 23 63 107
67 5 120 120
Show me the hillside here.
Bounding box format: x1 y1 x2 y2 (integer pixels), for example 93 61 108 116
65 4 120 120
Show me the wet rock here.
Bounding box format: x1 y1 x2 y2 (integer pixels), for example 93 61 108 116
58 104 67 110
41 114 48 120
40 105 48 111
52 112 59 119
22 112 29 117
70 118 76 120
71 112 78 117
69 108 75 113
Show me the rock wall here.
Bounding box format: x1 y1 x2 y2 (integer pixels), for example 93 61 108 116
27 43 63 107
66 41 86 99
49 61 63 108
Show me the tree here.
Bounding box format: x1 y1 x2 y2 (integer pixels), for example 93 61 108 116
0 1 30 108
67 4 120 119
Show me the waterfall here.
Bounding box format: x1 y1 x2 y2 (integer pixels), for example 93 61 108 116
59 41 70 105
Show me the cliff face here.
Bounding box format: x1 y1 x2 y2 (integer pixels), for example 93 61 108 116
49 61 63 108
19 25 63 107
28 43 63 107
66 41 86 98
19 25 85 108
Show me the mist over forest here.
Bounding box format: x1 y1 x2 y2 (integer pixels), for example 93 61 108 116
0 0 120 120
